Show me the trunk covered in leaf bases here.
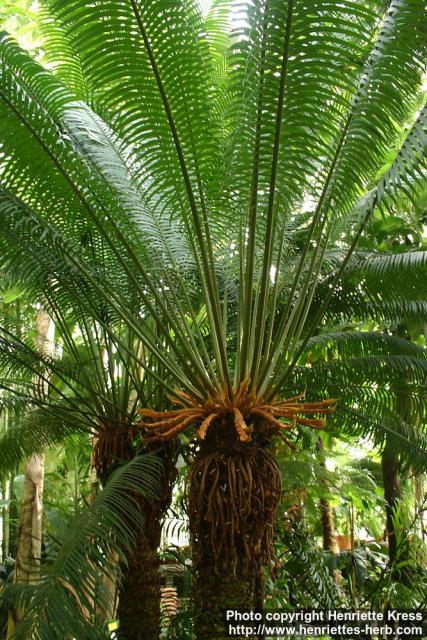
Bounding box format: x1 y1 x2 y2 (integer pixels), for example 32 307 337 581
319 496 336 553
117 521 162 640
108 443 175 640
116 492 174 640
141 386 333 639
193 558 255 640
189 420 281 640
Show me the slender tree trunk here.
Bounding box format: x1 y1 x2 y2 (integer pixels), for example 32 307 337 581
14 454 45 584
8 468 19 561
1 476 9 561
2 419 15 563
317 438 337 553
414 473 424 541
381 439 401 563
10 310 53 636
14 310 52 586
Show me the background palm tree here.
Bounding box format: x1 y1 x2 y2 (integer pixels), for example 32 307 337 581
0 0 425 637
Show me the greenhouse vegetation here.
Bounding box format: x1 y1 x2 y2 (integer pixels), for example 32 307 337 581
0 0 426 639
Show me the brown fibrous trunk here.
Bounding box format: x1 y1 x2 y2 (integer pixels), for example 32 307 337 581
188 421 281 639
115 443 176 640
117 525 162 640
319 496 337 552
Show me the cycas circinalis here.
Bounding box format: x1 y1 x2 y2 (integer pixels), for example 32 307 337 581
2 261 427 636
0 0 426 637
0 303 177 639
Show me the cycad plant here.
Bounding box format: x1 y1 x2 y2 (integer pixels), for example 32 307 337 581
0 0 426 637
0 300 177 638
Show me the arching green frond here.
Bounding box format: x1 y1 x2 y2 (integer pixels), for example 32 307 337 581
0 405 89 478
271 103 427 334
0 32 228 392
0 0 425 406
286 355 427 468
278 519 342 608
335 405 427 471
37 3 88 99
4 454 162 640
316 250 427 325
43 0 225 207
305 331 426 361
376 102 427 213
37 0 233 388
297 355 427 394
0 190 204 396
341 249 427 292
269 101 427 390
0 393 30 415
0 37 193 311
326 102 427 250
